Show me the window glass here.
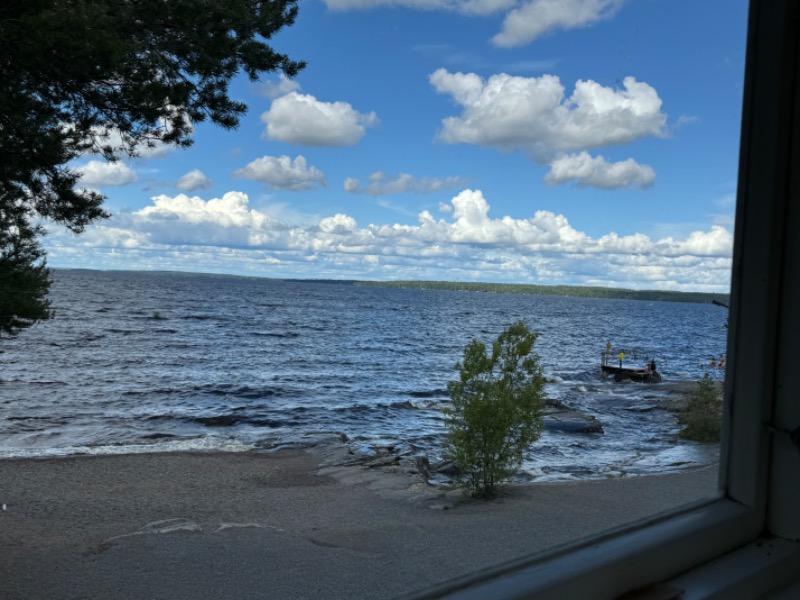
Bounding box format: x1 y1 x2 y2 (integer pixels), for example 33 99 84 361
0 1 751 598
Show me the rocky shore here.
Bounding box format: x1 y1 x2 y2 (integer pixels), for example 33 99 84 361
324 378 724 486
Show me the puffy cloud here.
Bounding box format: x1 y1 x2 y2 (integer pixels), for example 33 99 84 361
138 192 260 227
596 232 653 255
493 0 624 47
319 214 359 234
431 70 665 156
233 155 326 191
431 70 665 189
322 0 515 15
657 226 734 257
176 169 213 191
261 92 379 147
343 172 469 196
78 160 137 187
545 152 655 189
133 192 276 248
47 189 733 291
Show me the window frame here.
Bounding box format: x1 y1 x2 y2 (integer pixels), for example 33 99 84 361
407 0 800 597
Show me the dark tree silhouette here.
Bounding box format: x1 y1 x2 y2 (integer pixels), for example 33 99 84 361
0 0 304 335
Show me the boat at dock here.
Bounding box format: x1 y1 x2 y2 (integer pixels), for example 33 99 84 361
601 348 662 383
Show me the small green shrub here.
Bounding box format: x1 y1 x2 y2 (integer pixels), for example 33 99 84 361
678 374 723 443
443 321 545 499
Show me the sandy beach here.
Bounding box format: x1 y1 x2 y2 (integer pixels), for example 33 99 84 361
0 441 720 600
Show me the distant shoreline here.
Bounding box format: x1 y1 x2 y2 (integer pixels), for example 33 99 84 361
52 269 730 305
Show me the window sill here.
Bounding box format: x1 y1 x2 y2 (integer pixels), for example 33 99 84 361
407 498 764 600
666 535 800 600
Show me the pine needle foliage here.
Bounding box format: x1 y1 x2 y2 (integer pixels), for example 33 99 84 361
0 0 304 336
0 205 52 338
444 321 545 499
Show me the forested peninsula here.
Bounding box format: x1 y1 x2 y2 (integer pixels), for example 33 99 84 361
356 280 729 305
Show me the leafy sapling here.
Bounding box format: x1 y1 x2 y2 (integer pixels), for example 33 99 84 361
444 321 545 499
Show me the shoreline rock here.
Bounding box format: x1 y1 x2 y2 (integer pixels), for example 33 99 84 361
543 398 604 434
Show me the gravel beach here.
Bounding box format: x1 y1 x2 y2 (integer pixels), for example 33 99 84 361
0 442 720 599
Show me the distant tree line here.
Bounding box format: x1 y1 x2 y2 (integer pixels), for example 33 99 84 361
356 280 730 305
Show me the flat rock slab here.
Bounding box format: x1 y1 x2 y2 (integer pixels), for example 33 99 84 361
544 409 604 434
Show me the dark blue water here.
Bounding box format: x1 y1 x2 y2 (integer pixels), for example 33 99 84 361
0 270 727 480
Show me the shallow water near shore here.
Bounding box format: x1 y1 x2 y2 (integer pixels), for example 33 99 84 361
0 270 726 480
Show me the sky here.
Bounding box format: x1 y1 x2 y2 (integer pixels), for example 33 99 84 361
47 0 749 292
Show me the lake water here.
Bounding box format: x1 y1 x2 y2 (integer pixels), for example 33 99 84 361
0 270 727 481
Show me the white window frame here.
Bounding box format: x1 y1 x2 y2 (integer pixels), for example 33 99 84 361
408 1 800 597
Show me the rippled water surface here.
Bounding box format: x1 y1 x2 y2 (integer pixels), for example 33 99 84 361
0 270 727 480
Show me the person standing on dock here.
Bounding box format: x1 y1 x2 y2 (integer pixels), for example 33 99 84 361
619 351 624 368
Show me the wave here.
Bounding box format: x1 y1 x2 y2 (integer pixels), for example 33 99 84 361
252 331 301 338
550 370 605 383
332 398 448 414
144 412 291 429
408 389 449 399
3 380 68 387
118 383 289 403
0 436 258 459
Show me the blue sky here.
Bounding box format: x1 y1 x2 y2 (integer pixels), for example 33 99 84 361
49 0 749 292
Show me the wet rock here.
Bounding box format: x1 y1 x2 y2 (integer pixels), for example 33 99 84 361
432 461 461 476
413 456 431 480
363 455 400 468
543 410 604 434
544 398 569 410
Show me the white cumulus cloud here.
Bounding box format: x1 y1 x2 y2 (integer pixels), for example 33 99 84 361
493 0 624 47
657 226 734 257
233 155 326 191
261 92 379 147
430 70 666 156
176 169 213 191
78 160 137 187
134 192 274 248
47 189 734 292
319 214 359 234
545 152 655 189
